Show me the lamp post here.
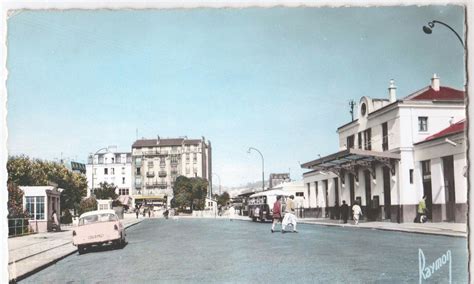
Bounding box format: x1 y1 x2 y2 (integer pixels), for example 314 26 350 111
213 173 222 195
422 20 465 49
247 147 265 192
90 147 108 197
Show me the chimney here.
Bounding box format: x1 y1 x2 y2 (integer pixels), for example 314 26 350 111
388 79 397 103
431 73 440 91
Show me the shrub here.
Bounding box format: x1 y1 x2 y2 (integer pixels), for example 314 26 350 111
78 197 97 216
61 209 73 224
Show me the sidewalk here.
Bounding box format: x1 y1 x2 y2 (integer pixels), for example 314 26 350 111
298 218 467 238
8 213 143 283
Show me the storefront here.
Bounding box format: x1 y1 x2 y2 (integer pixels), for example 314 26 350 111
21 186 62 233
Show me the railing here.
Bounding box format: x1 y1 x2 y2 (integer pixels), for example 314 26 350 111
8 218 35 237
145 182 167 189
159 171 167 177
143 150 169 156
146 171 155 177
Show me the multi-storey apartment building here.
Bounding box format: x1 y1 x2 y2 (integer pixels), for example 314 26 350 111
301 74 466 223
131 137 212 207
86 146 133 198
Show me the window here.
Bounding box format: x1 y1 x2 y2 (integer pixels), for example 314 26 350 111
358 132 362 149
111 157 115 163
382 122 388 151
193 153 197 162
148 161 154 168
295 192 304 197
119 188 129 195
363 128 372 150
136 167 141 175
418 117 428 132
111 168 115 175
122 167 125 175
25 196 45 220
104 168 108 175
186 153 190 161
122 177 126 184
421 160 431 181
346 135 355 149
409 169 414 184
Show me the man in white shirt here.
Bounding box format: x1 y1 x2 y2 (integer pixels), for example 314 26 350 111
352 201 362 225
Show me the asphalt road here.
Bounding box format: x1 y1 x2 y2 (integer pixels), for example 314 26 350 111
21 218 468 283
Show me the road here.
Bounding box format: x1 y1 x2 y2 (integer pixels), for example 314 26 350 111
20 218 468 283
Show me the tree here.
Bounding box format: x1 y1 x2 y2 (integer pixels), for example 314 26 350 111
7 156 87 215
217 192 230 207
172 176 208 211
94 182 118 200
7 182 27 218
78 197 97 216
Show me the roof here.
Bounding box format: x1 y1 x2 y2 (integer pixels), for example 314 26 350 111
184 139 202 145
132 138 204 148
416 120 465 144
79 209 117 218
249 189 292 198
301 148 400 170
132 139 158 148
404 86 464 101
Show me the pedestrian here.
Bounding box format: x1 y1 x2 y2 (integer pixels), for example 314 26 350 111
271 195 283 233
135 204 140 219
352 201 362 225
340 200 349 224
282 195 298 233
415 195 428 223
148 206 151 218
51 209 60 232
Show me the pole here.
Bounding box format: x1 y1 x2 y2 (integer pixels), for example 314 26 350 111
248 147 265 192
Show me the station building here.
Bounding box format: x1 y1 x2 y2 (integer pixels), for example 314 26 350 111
301 74 466 223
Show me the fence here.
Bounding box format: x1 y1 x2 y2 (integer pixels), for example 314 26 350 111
8 218 35 237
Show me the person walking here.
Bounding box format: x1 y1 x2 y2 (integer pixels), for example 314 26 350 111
352 201 362 225
340 200 349 224
51 209 60 232
282 195 297 233
271 196 283 233
415 195 427 223
135 204 141 219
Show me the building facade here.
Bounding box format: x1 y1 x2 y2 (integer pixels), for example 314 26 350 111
21 186 62 233
269 173 290 189
86 146 133 198
131 137 212 207
301 74 466 223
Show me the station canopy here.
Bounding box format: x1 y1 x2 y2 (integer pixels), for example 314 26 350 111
301 148 400 176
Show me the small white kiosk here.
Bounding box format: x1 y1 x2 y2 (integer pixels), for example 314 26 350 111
21 186 62 233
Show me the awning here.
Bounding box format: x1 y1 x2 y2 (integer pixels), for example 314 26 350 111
301 148 400 178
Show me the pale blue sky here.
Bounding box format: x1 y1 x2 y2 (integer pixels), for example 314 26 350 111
7 6 465 187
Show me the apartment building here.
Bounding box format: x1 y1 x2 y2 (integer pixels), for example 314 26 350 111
301 74 466 223
131 137 212 207
85 146 133 198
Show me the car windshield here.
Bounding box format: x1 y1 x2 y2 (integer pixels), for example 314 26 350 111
79 213 118 226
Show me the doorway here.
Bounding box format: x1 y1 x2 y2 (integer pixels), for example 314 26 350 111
421 160 433 220
364 170 372 210
383 167 391 220
442 156 456 222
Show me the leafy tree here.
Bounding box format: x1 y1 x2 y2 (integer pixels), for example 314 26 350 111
172 176 208 211
217 192 230 207
7 156 87 215
94 182 118 200
78 197 97 216
7 182 28 218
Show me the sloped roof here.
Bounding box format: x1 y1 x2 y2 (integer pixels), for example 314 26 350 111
419 120 465 144
132 139 158 148
404 86 464 101
184 139 201 145
158 138 184 146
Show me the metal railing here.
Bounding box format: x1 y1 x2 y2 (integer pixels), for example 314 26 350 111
8 218 35 237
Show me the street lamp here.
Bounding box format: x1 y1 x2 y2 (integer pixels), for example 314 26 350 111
213 173 222 195
247 147 265 192
423 20 465 49
90 147 108 196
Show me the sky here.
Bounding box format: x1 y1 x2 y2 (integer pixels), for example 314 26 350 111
6 6 465 187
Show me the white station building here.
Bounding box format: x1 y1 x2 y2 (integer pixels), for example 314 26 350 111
301 74 466 223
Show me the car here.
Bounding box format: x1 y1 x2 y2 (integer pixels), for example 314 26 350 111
72 209 126 254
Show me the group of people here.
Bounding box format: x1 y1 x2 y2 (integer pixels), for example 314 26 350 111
271 195 298 233
340 200 363 225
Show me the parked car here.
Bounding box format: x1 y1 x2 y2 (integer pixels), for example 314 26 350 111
72 210 126 254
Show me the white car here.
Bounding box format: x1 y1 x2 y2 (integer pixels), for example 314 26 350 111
72 210 126 254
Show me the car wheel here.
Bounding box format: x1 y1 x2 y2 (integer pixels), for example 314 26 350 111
78 245 86 255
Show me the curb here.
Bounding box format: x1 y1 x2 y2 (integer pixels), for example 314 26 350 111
9 219 143 283
298 221 467 238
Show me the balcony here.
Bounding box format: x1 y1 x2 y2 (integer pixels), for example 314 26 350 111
158 171 167 177
160 163 166 168
143 150 169 156
135 160 142 167
145 182 167 189
135 183 142 189
146 171 155 178
170 170 178 175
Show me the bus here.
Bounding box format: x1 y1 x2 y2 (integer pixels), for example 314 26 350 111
248 189 291 222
